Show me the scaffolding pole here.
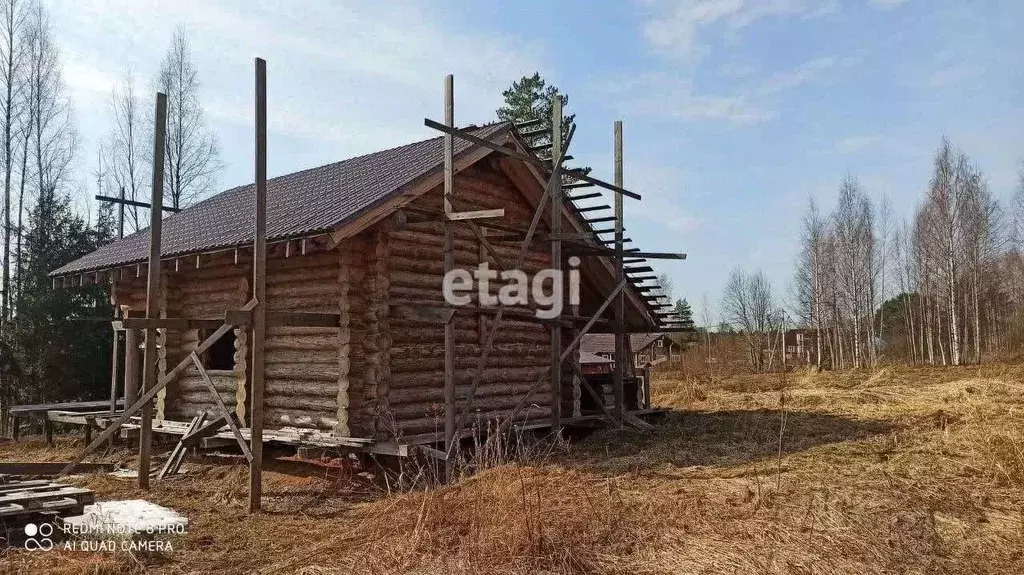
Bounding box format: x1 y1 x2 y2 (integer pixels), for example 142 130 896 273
549 96 563 436
249 57 268 513
442 74 456 480
138 92 167 489
613 120 625 423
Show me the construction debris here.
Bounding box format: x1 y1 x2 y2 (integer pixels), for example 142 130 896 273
0 476 95 532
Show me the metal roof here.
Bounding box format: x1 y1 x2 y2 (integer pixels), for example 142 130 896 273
52 123 509 276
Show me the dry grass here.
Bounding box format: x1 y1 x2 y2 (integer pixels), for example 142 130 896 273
2 362 1024 574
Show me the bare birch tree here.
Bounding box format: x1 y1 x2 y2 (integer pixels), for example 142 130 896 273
156 27 219 209
103 70 147 235
0 0 27 326
26 3 74 204
722 267 776 371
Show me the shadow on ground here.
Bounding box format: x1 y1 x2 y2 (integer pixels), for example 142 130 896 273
570 408 895 473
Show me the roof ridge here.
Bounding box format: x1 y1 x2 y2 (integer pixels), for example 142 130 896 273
221 119 511 194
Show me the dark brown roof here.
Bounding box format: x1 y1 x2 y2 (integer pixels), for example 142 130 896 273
53 123 509 276
579 351 614 365
580 333 666 355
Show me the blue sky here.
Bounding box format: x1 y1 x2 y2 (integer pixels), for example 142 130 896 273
54 1 1023 320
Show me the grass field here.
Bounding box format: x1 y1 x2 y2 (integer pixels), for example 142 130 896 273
2 363 1023 574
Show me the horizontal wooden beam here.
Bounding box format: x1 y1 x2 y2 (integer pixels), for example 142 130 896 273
568 192 601 201
584 216 617 224
446 208 505 221
514 119 542 129
517 127 546 138
95 195 182 213
119 318 226 330
576 204 610 213
225 310 342 328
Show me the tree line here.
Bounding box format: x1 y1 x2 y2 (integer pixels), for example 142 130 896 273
718 138 1024 371
0 0 218 431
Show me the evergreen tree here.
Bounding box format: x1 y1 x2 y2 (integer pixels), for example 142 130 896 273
675 298 695 329
9 189 112 404
496 73 590 176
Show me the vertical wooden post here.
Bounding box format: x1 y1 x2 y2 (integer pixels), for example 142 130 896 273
139 92 167 490
613 121 625 423
117 186 125 239
442 74 456 479
124 327 140 406
109 325 120 414
249 57 268 513
549 96 562 436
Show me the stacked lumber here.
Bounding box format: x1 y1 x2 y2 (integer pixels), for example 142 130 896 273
0 476 95 534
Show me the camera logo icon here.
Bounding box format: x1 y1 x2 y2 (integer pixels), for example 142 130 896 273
23 522 54 551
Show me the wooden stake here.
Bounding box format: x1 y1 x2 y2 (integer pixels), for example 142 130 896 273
613 121 625 424
442 74 456 481
249 57 268 513
550 96 563 436
109 325 120 414
139 92 167 489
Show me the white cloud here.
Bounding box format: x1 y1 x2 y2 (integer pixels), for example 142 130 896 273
603 54 834 126
641 0 839 60
49 0 547 189
868 0 909 10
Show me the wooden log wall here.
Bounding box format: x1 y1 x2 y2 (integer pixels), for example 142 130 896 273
110 247 360 435
384 161 561 436
262 251 343 432
165 265 247 422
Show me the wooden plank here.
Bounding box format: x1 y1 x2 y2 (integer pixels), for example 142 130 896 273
192 353 254 463
0 463 114 476
122 317 226 330
180 415 227 445
94 194 181 213
446 208 504 221
109 325 120 413
10 400 124 416
139 91 168 490
0 486 94 506
0 497 83 517
226 310 341 328
442 74 456 481
158 413 205 479
250 57 268 513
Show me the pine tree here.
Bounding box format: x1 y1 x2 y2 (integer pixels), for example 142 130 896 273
496 73 590 176
10 189 111 404
674 298 695 329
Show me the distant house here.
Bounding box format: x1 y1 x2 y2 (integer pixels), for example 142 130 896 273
579 351 614 375
581 333 677 368
784 328 820 365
